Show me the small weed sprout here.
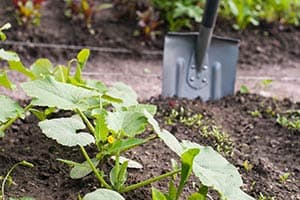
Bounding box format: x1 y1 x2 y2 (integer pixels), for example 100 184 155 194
250 110 262 118
240 85 250 94
164 106 233 155
243 160 253 172
258 193 275 200
276 110 300 131
279 172 290 184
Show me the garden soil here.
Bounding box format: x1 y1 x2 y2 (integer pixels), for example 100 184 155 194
0 0 300 101
0 94 299 200
0 0 299 200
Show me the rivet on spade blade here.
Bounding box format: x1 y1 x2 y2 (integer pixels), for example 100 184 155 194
191 65 196 69
190 77 195 82
202 78 207 83
203 65 208 70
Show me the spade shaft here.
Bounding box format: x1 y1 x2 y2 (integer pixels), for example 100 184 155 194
195 0 220 74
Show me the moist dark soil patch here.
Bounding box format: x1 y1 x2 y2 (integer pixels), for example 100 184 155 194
0 94 299 200
0 1 299 68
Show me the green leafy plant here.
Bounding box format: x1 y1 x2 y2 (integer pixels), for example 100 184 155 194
0 160 34 200
64 0 112 33
220 0 300 29
152 0 204 31
11 0 46 26
0 28 253 198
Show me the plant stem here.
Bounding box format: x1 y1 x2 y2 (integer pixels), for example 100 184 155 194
79 146 111 189
120 169 180 193
76 109 96 137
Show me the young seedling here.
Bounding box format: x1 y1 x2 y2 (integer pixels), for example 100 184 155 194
240 85 250 94
276 110 300 131
64 0 112 33
279 172 290 184
250 110 262 118
243 160 253 172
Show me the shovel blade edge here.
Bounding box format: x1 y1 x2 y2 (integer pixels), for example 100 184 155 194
162 32 239 101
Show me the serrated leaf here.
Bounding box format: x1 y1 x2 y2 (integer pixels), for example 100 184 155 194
0 95 24 123
30 59 53 79
0 49 20 61
152 187 167 200
0 72 15 89
9 61 35 79
70 158 99 179
107 83 138 108
21 76 98 110
106 111 147 137
181 141 255 200
38 115 95 147
83 189 125 200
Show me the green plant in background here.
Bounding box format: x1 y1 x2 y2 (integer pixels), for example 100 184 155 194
64 0 112 33
11 0 46 26
136 7 162 41
0 160 34 200
151 0 300 31
220 0 300 29
152 0 205 31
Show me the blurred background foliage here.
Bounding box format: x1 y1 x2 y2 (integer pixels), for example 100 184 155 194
151 0 300 31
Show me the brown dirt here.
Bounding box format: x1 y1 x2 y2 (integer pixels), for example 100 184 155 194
0 94 299 200
0 1 299 199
